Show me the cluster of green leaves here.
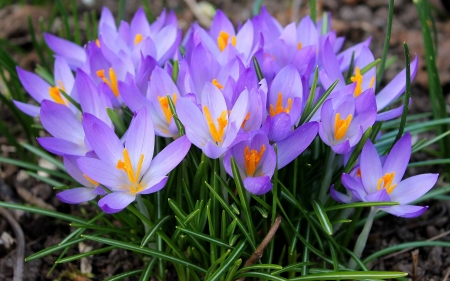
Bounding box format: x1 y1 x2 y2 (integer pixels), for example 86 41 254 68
0 0 449 280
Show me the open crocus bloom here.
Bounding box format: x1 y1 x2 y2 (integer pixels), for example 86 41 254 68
77 108 191 213
331 133 438 218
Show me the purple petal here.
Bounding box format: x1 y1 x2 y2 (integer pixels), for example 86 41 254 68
82 113 123 165
276 121 318 169
125 107 155 174
63 155 95 187
176 97 210 148
376 104 405 121
389 174 438 204
130 7 151 38
37 137 88 156
40 100 84 142
376 56 418 110
210 10 235 41
330 184 352 203
54 56 75 94
119 81 152 112
341 173 367 201
143 135 191 181
331 140 351 154
243 176 272 195
77 157 124 190
265 114 292 142
44 33 86 69
382 132 411 183
203 141 227 159
16 66 50 102
98 192 136 214
365 189 390 202
382 205 428 218
13 100 40 117
360 139 382 194
57 188 97 204
236 20 254 60
138 176 168 194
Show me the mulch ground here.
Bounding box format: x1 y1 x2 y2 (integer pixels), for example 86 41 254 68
0 0 450 280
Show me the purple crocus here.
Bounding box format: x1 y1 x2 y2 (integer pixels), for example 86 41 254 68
319 93 376 154
56 155 106 204
176 83 248 159
77 108 191 213
15 57 75 117
223 131 276 195
331 133 438 218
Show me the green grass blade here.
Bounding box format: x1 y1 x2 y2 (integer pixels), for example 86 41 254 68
56 246 117 263
300 66 319 125
290 271 407 280
0 201 87 224
207 240 247 281
311 200 333 235
303 79 339 123
20 142 66 171
231 157 257 245
81 234 207 274
235 271 289 281
376 0 394 89
107 108 127 137
176 226 233 249
26 171 64 187
104 270 143 281
252 56 264 81
141 215 172 247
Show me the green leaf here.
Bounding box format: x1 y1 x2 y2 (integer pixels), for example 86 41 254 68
236 271 289 280
141 215 172 247
324 201 399 212
104 270 143 281
311 200 333 235
204 249 231 280
20 142 66 171
360 58 380 75
300 66 319 125
107 108 127 137
167 95 185 136
176 226 233 249
207 240 247 281
271 262 316 275
56 246 117 263
376 0 394 89
290 271 407 280
303 79 339 123
252 56 264 81
205 181 256 250
26 171 64 187
0 201 87 224
236 264 282 274
172 60 179 83
224 259 242 281
81 234 207 274
0 156 74 181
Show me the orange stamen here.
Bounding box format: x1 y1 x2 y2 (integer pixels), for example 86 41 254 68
334 113 353 140
297 42 303 50
244 145 266 177
269 92 293 117
350 67 363 98
356 168 362 178
134 33 144 45
203 106 228 143
212 78 224 90
217 31 236 52
116 148 145 194
96 68 119 98
95 39 100 47
377 172 397 194
49 86 66 105
369 76 375 88
158 94 177 123
241 111 251 129
83 174 99 186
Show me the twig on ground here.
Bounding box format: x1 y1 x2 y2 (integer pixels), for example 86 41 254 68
236 215 282 281
411 249 419 281
443 267 450 281
183 0 211 28
0 207 25 281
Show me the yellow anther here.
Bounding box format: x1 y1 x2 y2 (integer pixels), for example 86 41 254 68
377 172 397 194
350 67 363 98
96 68 119 98
244 145 266 177
212 79 224 90
217 31 236 52
49 86 66 105
116 148 145 194
334 113 353 140
241 111 251 129
269 92 292 117
297 42 303 50
203 106 228 143
134 33 144 45
369 76 375 88
95 39 100 47
158 94 177 123
83 174 99 186
356 168 362 178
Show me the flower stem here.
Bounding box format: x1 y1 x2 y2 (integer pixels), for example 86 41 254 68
348 207 377 269
136 194 150 233
319 149 335 204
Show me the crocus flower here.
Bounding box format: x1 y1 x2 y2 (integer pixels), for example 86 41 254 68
57 155 106 204
176 83 248 159
15 57 75 117
331 133 438 218
319 93 376 154
77 108 191 213
223 131 276 195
